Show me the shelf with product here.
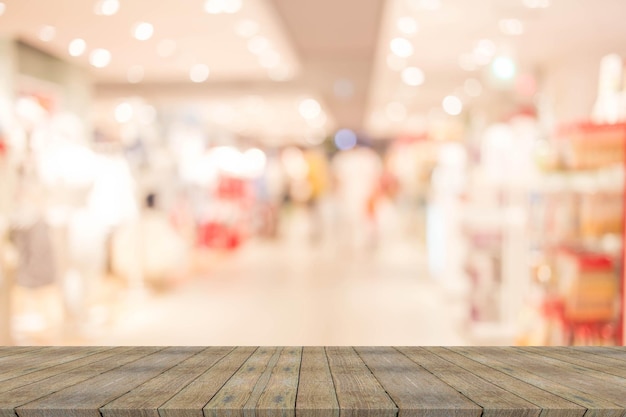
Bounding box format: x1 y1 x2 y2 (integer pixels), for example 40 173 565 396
517 121 626 346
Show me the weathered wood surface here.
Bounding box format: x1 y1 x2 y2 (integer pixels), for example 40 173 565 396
0 347 624 417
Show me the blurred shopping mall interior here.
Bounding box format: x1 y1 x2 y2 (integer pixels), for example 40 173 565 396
1 0 626 346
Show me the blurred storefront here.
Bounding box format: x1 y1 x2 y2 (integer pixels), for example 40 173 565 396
0 0 625 346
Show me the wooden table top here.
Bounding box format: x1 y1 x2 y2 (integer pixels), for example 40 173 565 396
0 346 625 417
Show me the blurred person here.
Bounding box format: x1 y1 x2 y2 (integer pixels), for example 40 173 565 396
303 147 331 244
331 144 383 252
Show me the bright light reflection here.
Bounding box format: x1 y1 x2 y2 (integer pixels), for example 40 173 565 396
401 67 425 86
94 0 119 16
492 56 516 80
390 37 414 58
133 22 154 41
68 39 86 57
442 95 463 115
89 49 111 68
115 102 133 123
190 64 210 82
298 98 321 120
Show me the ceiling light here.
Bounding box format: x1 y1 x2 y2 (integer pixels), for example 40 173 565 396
299 99 321 120
492 56 516 80
133 22 154 41
464 78 482 97
523 0 550 8
157 39 177 58
127 65 144 83
94 0 119 16
68 39 86 57
397 17 418 35
386 102 407 122
334 129 357 151
248 36 270 55
401 67 425 86
115 103 133 124
38 25 56 42
390 37 414 58
442 95 462 115
0 3 6 16
204 0 242 14
190 64 210 83
499 18 524 35
89 49 111 68
235 19 259 38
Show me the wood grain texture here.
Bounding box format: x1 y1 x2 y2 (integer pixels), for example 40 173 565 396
158 347 256 417
0 347 624 417
325 346 397 417
295 347 339 417
397 347 541 417
101 347 233 417
0 347 102 382
0 347 118 394
355 346 481 417
564 347 626 363
427 347 584 417
0 347 41 359
203 347 279 417
0 347 160 417
16 347 197 417
452 347 625 417
254 346 302 417
520 347 626 379
505 348 626 407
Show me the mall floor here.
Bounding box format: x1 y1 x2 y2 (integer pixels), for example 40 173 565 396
89 242 469 346
82 208 474 346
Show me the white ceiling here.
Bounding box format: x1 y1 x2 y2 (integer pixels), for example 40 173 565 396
0 0 299 82
1 0 626 139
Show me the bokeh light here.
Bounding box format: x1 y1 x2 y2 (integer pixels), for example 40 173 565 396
334 128 358 150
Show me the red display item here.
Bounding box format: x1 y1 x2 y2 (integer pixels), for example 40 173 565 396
197 222 241 250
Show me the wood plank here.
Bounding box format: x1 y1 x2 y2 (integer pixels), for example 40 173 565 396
0 347 42 359
0 347 160 417
325 346 397 417
17 347 197 417
355 346 481 417
451 347 625 417
520 347 626 379
242 348 283 417
426 347 584 417
0 347 109 382
503 348 626 407
295 347 339 417
0 346 119 393
158 347 256 417
254 346 302 417
203 347 279 417
564 347 626 363
396 347 541 417
101 347 234 417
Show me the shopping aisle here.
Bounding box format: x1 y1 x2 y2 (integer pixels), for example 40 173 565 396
87 236 470 346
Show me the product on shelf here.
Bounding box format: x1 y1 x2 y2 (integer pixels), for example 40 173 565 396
555 248 619 322
554 122 626 170
579 191 623 237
